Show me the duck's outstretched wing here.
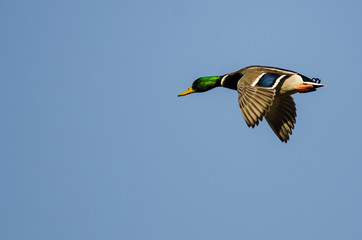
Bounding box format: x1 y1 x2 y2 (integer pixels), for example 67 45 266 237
237 76 275 128
265 95 297 143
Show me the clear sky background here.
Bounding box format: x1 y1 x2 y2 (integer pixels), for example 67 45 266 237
1 0 362 239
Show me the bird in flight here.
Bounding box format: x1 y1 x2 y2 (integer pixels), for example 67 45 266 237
178 65 325 143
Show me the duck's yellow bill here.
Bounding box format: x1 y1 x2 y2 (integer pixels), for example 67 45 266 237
178 86 195 97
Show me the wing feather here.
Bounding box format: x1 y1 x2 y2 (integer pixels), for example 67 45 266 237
265 95 297 143
237 79 275 128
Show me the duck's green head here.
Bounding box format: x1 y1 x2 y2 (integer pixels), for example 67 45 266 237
178 76 222 97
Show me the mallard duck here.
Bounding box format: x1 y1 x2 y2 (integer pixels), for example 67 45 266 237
178 65 325 143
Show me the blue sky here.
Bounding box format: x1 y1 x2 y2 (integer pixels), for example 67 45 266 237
1 0 362 239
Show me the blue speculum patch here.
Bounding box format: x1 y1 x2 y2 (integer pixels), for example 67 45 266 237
257 73 280 87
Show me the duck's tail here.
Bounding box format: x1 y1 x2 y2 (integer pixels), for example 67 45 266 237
297 77 326 93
